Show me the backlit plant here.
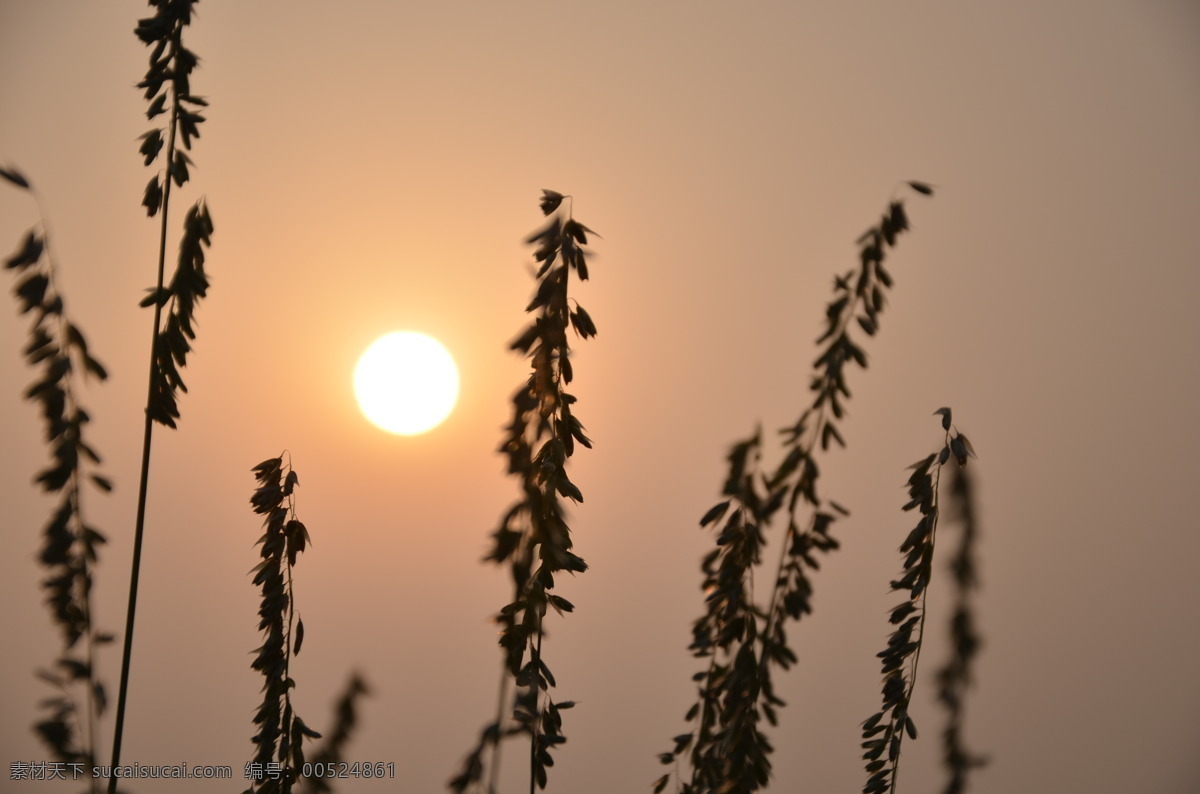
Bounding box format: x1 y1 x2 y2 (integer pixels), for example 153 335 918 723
861 409 980 794
654 184 939 793
245 455 321 794
3 166 111 790
450 190 599 794
934 430 987 794
108 1 214 785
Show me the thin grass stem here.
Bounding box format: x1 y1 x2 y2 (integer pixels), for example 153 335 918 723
106 58 178 794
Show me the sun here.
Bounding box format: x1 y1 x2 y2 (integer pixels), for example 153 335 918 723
353 331 459 435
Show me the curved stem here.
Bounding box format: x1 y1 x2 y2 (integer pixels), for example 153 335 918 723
755 395 828 680
755 264 865 668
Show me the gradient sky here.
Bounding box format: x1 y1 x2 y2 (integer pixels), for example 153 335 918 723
3 2 1199 792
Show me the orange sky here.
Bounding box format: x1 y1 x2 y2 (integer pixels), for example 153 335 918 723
3 2 1199 792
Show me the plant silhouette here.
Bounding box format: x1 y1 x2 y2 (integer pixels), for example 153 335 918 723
4 166 111 792
6 7 375 793
109 2 214 788
653 183 948 794
244 455 321 794
450 190 599 794
934 444 987 794
242 455 371 794
861 410 979 794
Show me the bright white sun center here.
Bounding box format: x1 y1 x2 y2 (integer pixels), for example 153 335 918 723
353 332 459 435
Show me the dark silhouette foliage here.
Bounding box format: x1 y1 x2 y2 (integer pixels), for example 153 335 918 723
861 409 977 794
935 455 988 794
450 190 598 793
109 1 214 785
245 455 321 794
4 166 111 786
134 0 213 429
655 183 935 794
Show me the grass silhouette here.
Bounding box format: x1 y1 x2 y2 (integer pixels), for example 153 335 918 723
652 185 926 792
860 411 980 794
244 454 320 794
2 164 111 793
110 4 214 790
450 191 598 794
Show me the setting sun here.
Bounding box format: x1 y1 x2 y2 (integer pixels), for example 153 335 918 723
353 331 459 435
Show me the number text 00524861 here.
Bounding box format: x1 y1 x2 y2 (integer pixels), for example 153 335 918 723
301 762 396 780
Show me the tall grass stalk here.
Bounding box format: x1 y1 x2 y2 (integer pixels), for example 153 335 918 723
109 2 212 788
3 166 112 791
450 190 599 793
861 409 977 794
244 454 321 794
655 183 934 793
935 446 987 794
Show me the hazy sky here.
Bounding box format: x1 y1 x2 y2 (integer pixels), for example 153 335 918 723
3 2 1199 792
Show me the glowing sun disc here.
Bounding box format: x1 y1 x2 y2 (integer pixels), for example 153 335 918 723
353 332 459 435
